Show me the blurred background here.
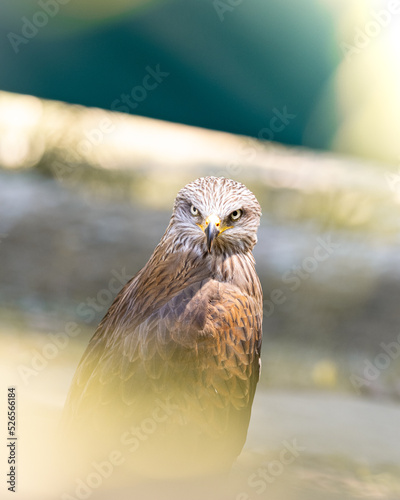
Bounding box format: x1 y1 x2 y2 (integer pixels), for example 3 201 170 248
1 0 400 499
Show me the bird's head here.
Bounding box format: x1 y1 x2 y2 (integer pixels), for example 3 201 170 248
168 177 261 256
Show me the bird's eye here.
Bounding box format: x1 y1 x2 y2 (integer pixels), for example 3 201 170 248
230 209 242 221
190 205 199 216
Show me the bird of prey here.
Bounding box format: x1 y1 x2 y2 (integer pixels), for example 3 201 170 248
62 176 263 482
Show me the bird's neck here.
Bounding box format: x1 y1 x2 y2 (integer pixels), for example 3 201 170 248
209 251 260 297
117 243 260 327
102 245 262 334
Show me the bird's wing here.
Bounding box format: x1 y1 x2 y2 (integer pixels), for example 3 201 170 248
62 276 262 460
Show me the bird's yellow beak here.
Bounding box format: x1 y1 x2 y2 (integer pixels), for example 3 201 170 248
203 214 221 252
196 214 233 252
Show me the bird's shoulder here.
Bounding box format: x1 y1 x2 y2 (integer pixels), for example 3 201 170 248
63 253 262 418
120 277 261 351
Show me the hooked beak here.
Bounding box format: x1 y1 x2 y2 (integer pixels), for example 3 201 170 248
204 214 221 252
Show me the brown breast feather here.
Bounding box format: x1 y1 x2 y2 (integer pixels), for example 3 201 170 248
62 248 263 475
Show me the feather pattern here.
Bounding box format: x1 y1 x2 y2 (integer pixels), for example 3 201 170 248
62 177 263 478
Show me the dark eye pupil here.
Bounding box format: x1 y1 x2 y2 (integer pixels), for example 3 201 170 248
231 209 242 220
